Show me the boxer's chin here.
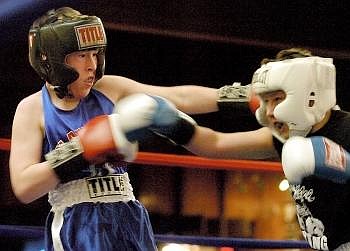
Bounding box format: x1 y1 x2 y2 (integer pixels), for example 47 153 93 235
272 122 289 140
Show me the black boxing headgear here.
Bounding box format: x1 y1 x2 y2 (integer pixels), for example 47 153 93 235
28 7 107 98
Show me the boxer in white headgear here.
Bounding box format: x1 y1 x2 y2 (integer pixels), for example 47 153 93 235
115 48 350 250
250 56 350 185
252 56 336 142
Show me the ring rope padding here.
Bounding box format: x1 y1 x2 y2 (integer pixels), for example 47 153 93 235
0 138 282 172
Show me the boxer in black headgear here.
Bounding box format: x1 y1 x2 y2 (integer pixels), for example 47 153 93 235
11 6 241 251
29 7 107 98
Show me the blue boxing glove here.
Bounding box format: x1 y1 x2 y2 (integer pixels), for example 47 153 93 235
282 136 350 184
115 93 196 145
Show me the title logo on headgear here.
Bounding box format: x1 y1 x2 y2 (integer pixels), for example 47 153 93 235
252 67 268 86
75 23 106 49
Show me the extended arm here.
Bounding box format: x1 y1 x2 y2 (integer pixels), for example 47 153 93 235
115 93 277 160
186 126 277 160
95 75 255 115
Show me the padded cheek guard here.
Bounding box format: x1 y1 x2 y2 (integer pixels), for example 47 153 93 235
252 57 336 138
29 15 107 89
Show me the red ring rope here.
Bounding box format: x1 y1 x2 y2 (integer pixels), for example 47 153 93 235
0 138 282 172
0 138 10 151
136 152 281 172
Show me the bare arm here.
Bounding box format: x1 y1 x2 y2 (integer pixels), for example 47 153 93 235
9 93 59 204
112 92 275 161
95 75 219 114
185 126 279 160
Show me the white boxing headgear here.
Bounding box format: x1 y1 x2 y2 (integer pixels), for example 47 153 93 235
252 56 336 140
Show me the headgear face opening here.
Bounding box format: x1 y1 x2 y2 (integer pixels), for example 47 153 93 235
28 8 107 98
252 57 336 140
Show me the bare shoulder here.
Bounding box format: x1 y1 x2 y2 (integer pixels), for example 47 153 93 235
16 91 42 114
14 91 43 130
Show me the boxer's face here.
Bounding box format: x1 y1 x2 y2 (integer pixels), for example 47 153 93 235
259 90 289 139
65 50 98 99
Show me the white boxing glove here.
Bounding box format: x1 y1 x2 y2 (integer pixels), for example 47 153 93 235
282 136 350 184
116 94 197 145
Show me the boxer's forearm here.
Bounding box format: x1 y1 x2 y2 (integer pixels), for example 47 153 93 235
10 161 60 204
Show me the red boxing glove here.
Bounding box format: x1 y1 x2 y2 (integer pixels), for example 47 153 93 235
217 83 260 115
45 114 137 183
248 89 260 114
78 114 137 163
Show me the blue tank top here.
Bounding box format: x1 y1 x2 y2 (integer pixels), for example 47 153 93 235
42 85 128 175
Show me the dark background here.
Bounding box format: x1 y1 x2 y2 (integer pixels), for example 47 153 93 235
0 0 350 249
1 0 350 137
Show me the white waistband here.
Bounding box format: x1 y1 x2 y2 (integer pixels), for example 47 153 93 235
48 172 135 212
